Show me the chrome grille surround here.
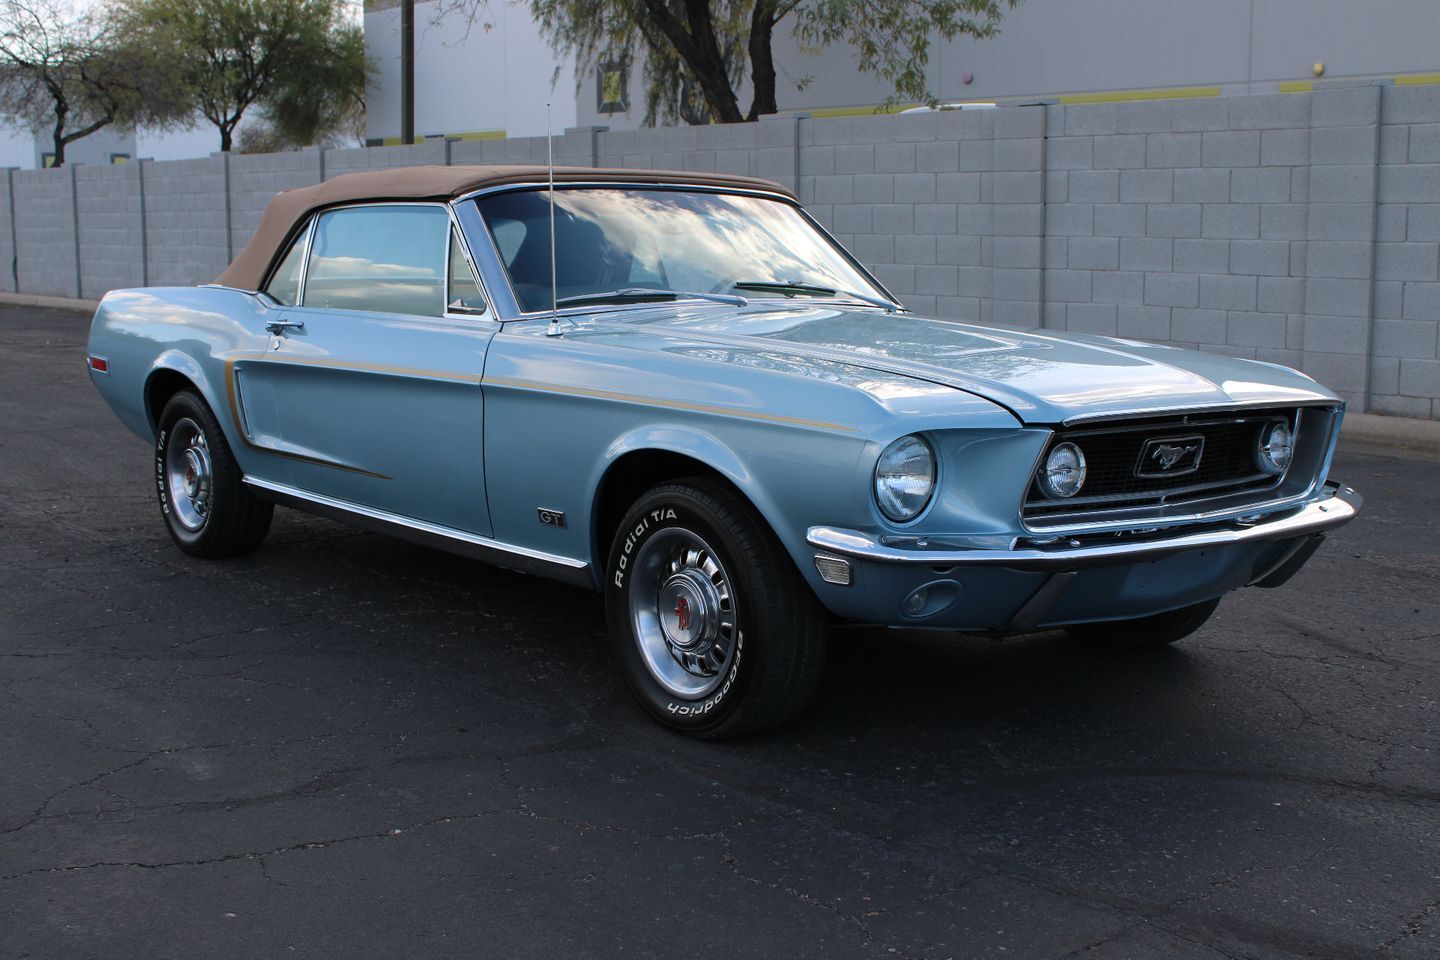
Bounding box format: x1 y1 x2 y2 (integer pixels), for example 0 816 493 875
1021 404 1342 534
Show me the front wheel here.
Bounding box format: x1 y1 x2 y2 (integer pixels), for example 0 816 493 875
1065 598 1221 651
605 479 827 739
155 390 273 558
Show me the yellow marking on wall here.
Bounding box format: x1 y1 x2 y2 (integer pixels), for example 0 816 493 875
1395 73 1440 86
1059 86 1221 104
1278 80 1315 94
484 376 857 432
807 103 924 119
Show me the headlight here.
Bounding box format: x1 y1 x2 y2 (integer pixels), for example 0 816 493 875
874 435 935 522
1256 421 1293 475
1038 442 1086 499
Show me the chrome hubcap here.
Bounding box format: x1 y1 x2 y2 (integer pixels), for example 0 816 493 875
165 418 212 531
628 528 738 698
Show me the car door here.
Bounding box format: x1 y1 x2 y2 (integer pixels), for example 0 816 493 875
242 202 497 536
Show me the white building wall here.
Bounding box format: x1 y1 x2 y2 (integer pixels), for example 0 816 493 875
578 0 1440 129
0 126 34 169
364 0 576 142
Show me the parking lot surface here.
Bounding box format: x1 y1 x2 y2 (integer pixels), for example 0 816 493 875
2 304 1437 959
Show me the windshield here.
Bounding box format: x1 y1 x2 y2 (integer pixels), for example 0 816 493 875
474 187 891 314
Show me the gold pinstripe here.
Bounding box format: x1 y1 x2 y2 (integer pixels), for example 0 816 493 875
482 376 857 432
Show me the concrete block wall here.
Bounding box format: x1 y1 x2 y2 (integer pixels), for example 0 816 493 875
5 83 1440 418
1372 86 1440 418
227 149 325 261
1042 93 1329 393
76 164 143 300
13 169 79 297
142 157 231 288
0 172 16 293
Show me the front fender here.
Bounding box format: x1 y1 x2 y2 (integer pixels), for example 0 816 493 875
588 420 872 595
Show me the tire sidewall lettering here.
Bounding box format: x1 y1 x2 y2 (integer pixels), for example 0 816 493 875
612 506 678 590
155 427 171 516
665 630 742 717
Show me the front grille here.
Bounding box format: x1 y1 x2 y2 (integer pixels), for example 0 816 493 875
1024 409 1297 520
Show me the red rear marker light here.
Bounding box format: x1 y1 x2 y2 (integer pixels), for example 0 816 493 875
88 355 109 373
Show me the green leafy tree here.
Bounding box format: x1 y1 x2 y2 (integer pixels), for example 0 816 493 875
529 0 1018 125
0 0 188 165
115 0 370 152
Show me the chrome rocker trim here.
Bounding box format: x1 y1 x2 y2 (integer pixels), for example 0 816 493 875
807 482 1361 571
243 477 592 588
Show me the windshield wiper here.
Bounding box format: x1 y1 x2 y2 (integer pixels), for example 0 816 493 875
553 287 748 308
730 279 900 312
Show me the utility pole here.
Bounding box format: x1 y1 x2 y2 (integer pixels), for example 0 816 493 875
401 0 415 145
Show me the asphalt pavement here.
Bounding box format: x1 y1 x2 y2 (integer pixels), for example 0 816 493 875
2 304 1436 959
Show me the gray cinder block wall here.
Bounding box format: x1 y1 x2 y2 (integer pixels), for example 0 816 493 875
4 81 1439 419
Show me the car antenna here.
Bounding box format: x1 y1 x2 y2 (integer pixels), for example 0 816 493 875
545 102 563 338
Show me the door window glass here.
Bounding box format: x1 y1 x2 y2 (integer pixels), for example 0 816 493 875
264 229 307 305
302 205 448 316
447 228 487 312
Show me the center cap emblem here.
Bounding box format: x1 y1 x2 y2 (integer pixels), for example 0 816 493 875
1135 434 1205 478
674 595 692 633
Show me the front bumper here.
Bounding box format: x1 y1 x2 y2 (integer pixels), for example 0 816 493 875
804 482 1361 632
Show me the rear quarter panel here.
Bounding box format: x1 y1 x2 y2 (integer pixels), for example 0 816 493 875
86 287 281 480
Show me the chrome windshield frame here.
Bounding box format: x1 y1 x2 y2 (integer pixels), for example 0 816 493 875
449 181 904 322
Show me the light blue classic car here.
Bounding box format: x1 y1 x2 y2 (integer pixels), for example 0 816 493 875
87 164 1361 738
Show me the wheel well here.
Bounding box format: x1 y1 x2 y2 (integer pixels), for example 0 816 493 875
144 369 198 433
593 450 739 569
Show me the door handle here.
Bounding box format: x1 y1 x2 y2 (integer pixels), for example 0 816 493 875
265 318 305 335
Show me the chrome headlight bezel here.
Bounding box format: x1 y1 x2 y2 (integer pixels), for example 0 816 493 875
873 434 936 523
1256 420 1294 476
1037 441 1087 499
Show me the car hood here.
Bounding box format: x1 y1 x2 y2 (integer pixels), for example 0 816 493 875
609 303 1339 425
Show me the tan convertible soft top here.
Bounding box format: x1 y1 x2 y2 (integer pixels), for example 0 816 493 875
216 164 795 291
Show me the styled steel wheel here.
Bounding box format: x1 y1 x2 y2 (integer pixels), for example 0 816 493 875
155 390 273 558
628 528 738 699
163 417 213 532
605 478 827 739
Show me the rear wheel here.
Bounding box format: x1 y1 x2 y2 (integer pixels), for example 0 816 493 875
605 478 827 739
155 390 272 558
1065 598 1220 651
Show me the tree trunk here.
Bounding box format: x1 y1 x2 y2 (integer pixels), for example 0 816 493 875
746 4 779 121
219 123 233 152
51 100 67 168
640 0 745 124
680 0 744 122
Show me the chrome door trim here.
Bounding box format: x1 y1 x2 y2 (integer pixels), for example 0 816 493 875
293 213 317 306
243 476 592 588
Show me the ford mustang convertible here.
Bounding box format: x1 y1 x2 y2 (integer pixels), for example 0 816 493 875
87 164 1361 737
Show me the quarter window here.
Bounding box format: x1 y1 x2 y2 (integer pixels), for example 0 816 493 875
264 230 307 305
447 227 487 312
301 205 449 316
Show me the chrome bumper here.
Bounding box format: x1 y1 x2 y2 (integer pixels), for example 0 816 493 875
807 482 1361 571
